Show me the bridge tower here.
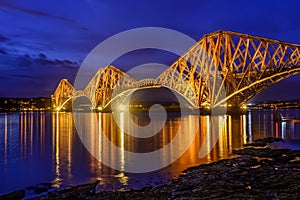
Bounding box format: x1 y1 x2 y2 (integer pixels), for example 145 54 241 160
51 79 76 111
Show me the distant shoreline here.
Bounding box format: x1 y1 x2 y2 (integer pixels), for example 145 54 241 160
1 97 300 112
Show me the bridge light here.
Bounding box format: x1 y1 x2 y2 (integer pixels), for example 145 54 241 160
98 106 102 111
241 104 247 109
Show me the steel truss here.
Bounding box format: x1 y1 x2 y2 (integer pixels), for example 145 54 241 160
52 79 76 110
52 31 300 110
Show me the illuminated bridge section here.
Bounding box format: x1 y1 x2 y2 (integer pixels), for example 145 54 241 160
159 31 300 108
203 31 300 107
52 31 300 111
84 66 136 109
52 79 76 111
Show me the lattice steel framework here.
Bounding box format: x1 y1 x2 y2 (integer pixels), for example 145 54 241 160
207 31 300 106
52 31 300 110
52 79 76 110
158 31 300 107
84 66 136 109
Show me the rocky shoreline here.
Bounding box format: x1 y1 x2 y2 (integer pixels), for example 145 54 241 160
1 137 300 199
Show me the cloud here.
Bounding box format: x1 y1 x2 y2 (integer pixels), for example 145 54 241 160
18 54 32 66
30 53 79 68
35 57 79 68
0 1 74 23
16 53 79 68
0 35 9 42
0 48 7 54
0 52 79 97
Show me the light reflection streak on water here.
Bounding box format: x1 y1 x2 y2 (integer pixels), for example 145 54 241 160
53 112 61 188
242 115 247 145
9 115 12 159
205 115 211 161
117 112 128 186
20 113 23 159
30 113 33 156
24 112 27 157
248 111 252 142
4 114 7 171
119 112 125 172
282 121 286 139
227 115 232 151
220 116 227 158
98 113 102 173
40 113 44 152
67 113 72 178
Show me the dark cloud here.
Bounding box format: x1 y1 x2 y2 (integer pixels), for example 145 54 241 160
18 54 32 66
0 1 74 23
16 53 79 69
0 53 79 97
0 49 7 54
36 58 78 68
38 53 47 59
0 35 9 42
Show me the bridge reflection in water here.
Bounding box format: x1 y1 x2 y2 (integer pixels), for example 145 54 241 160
1 110 299 193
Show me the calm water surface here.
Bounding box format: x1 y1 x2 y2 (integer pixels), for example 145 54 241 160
1 109 300 195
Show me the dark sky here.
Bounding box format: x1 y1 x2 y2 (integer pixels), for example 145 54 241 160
1 0 300 102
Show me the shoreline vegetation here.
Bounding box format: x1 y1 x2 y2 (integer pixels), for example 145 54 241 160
1 137 300 199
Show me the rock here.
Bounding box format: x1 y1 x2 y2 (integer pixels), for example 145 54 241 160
35 180 100 199
244 137 284 147
233 147 290 158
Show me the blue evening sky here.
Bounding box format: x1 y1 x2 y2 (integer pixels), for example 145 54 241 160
0 0 300 101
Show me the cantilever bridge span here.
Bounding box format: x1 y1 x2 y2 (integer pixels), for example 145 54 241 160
52 31 300 111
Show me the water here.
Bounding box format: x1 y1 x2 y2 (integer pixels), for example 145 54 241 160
1 109 300 195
